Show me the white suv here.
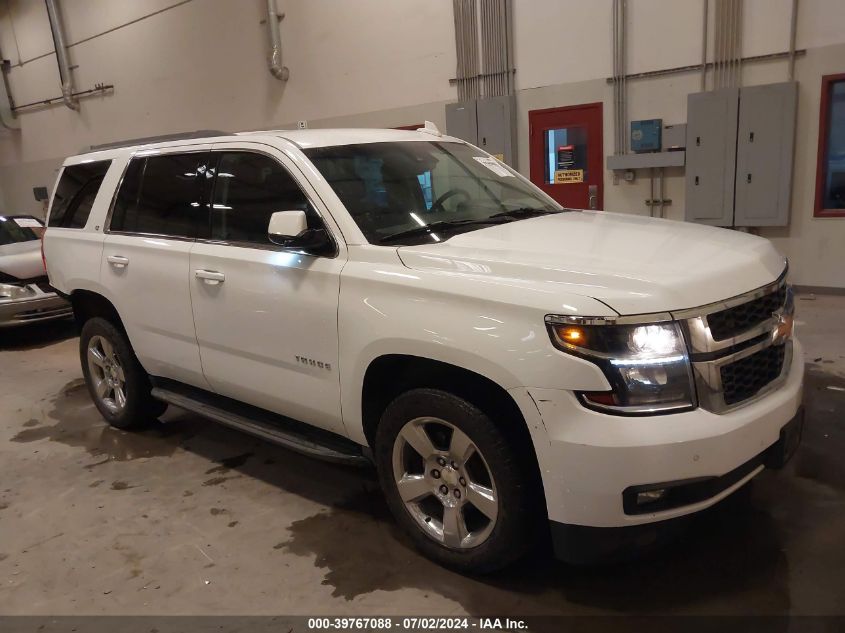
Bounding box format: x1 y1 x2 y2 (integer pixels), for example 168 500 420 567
44 125 804 571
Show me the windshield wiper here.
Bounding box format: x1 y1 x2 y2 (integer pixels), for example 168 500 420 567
378 217 511 244
488 207 561 220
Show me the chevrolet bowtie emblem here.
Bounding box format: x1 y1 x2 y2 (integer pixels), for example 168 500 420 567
772 311 794 345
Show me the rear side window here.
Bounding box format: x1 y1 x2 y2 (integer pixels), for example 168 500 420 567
110 153 208 238
209 152 319 246
48 160 111 228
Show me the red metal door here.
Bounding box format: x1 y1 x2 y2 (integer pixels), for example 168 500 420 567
529 102 603 209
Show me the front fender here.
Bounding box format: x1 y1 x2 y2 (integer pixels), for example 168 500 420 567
338 257 612 444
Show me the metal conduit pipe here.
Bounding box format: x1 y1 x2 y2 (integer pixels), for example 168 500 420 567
700 0 708 91
454 0 462 100
731 0 736 85
479 0 485 96
715 0 722 88
788 0 798 80
612 0 619 154
611 0 627 155
265 0 289 81
621 0 627 153
452 0 464 100
44 0 78 110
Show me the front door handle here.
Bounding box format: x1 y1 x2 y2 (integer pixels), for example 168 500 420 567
195 269 225 285
588 184 598 210
106 255 129 268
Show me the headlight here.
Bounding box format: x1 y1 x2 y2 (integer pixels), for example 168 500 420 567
546 317 695 415
0 283 30 300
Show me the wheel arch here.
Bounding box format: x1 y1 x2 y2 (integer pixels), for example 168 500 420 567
360 354 546 514
69 289 126 334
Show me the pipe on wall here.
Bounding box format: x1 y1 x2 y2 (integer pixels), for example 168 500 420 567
265 0 289 81
0 40 20 129
44 0 78 110
611 0 627 155
700 0 708 91
478 0 513 98
788 0 798 80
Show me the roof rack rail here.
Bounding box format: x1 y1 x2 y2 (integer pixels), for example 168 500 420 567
86 130 230 152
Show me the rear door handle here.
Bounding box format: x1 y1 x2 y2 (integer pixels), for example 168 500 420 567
106 255 129 268
195 269 225 285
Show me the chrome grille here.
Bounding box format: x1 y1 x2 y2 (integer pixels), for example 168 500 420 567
706 285 787 341
720 344 787 405
672 269 793 413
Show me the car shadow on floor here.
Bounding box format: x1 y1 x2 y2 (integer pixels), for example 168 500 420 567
173 415 793 616
27 366 845 617
0 318 76 351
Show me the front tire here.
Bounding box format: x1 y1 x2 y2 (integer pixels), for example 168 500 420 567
79 317 165 429
375 388 535 573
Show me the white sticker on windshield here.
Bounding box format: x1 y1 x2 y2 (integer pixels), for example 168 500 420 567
473 156 514 178
13 217 42 228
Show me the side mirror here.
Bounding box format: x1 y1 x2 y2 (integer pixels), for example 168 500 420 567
267 210 334 256
268 210 308 245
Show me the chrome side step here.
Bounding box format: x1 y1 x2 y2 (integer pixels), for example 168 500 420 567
151 387 369 466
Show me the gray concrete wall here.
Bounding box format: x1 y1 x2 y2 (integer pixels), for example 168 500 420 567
0 0 843 286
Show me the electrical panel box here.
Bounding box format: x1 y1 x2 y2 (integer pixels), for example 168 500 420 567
685 82 796 228
446 96 517 165
662 123 687 151
685 88 739 226
631 119 662 152
734 82 797 227
445 101 478 146
476 95 517 165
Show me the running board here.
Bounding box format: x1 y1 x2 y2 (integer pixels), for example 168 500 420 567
150 384 369 466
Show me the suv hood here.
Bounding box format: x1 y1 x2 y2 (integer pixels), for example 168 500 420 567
0 240 45 280
396 211 786 315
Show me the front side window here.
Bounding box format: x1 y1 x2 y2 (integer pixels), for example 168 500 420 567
209 152 320 246
816 74 845 217
304 141 561 245
48 160 111 229
110 153 208 238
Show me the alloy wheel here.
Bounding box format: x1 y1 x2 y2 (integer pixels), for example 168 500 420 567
86 334 127 414
392 417 498 550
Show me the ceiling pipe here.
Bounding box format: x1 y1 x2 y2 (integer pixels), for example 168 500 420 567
265 0 289 81
44 0 78 110
0 41 20 129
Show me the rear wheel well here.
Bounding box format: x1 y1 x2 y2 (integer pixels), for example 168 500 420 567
70 290 124 334
361 354 545 508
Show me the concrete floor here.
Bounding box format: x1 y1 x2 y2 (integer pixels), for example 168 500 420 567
0 294 843 616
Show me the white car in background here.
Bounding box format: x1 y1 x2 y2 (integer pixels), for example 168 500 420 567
43 125 804 571
0 214 71 327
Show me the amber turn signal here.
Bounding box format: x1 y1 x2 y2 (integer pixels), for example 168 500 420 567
556 326 585 344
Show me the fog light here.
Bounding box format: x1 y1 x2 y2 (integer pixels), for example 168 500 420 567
636 489 667 505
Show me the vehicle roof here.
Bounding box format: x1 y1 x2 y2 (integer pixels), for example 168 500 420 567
66 127 464 164
238 127 461 148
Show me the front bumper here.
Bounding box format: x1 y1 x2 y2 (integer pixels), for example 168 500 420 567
509 338 804 540
0 291 73 327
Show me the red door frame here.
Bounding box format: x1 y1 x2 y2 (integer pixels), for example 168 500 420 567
529 102 604 210
814 72 845 218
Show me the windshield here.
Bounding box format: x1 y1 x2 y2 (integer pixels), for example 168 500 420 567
303 141 563 245
0 216 42 246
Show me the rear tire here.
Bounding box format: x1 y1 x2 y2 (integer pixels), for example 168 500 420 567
79 317 166 429
375 388 535 573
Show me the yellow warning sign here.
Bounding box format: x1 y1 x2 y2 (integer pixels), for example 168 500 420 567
554 169 584 184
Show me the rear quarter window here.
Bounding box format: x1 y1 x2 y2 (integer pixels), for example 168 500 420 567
109 153 208 239
48 160 112 228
